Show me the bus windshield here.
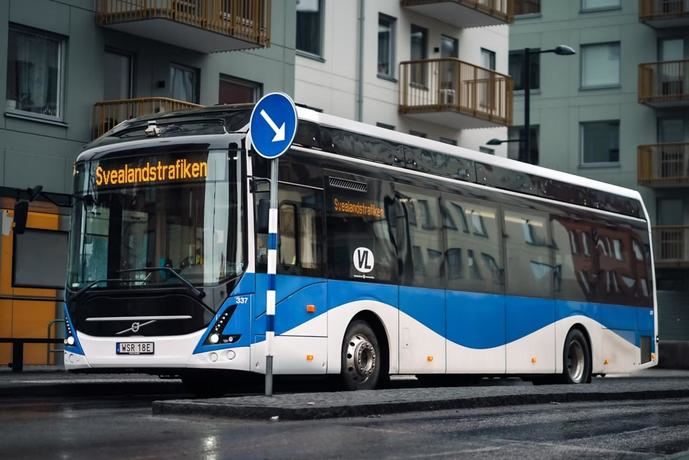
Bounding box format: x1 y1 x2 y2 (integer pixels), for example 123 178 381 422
68 149 245 289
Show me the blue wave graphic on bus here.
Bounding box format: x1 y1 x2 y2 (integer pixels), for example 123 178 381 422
194 273 654 354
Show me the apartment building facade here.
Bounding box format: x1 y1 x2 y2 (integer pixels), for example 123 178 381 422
294 0 513 156
0 0 295 366
510 0 689 360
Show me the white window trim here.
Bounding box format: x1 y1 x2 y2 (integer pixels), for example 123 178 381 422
377 13 396 80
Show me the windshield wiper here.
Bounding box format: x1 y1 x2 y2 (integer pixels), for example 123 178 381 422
117 267 206 300
70 278 125 301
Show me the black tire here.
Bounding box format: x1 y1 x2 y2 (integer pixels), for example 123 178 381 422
559 328 592 384
340 320 383 391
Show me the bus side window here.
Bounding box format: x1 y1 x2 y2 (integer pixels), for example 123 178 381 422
443 195 503 294
277 184 323 276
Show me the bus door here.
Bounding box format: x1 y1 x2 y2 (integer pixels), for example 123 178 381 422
503 206 556 374
443 195 506 373
253 178 328 374
0 199 69 367
395 185 446 374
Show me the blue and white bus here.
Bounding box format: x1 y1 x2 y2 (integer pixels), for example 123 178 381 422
63 105 657 392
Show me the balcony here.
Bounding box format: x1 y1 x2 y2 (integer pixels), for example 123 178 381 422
400 0 512 28
92 97 202 138
638 143 689 187
640 0 689 29
653 225 689 267
96 0 271 53
639 60 689 108
399 58 513 129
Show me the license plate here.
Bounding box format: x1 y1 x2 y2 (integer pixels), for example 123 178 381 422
116 342 154 355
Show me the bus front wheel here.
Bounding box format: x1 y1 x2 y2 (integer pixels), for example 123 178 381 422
340 320 382 390
560 329 592 384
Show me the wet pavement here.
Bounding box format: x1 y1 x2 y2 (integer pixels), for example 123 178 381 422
2 394 689 459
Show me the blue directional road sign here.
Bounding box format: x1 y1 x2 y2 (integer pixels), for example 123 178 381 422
249 92 298 159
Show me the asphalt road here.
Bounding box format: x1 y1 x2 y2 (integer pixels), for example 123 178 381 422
2 394 689 459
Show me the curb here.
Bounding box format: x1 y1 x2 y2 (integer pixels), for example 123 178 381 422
152 389 689 420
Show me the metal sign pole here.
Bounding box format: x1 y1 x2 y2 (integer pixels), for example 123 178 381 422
265 158 279 396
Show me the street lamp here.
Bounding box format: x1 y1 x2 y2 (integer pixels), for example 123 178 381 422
521 45 575 164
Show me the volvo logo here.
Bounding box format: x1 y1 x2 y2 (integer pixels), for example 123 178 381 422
116 320 156 336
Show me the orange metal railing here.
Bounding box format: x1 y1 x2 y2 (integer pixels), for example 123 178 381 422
399 58 513 127
92 97 202 138
514 0 540 15
639 59 689 105
638 143 689 186
401 0 513 23
653 225 689 265
640 0 689 21
96 0 271 48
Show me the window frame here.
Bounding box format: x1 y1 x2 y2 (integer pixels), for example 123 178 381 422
580 0 621 13
218 74 262 104
296 0 325 60
509 49 540 91
6 23 66 122
580 42 621 90
580 120 621 167
410 24 429 87
104 48 134 101
377 13 396 80
480 48 496 71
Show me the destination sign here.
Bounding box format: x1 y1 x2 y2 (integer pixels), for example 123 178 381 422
95 158 208 187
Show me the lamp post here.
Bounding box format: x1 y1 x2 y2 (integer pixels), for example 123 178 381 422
521 45 575 164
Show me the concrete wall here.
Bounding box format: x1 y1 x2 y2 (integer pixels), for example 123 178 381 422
0 0 296 195
294 0 509 155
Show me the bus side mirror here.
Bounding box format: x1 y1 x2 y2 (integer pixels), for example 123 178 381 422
257 199 270 234
13 200 29 235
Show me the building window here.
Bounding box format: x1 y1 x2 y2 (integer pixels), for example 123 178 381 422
378 14 396 79
581 42 620 88
104 50 132 101
515 0 541 15
508 125 539 164
581 0 620 11
297 0 324 57
219 75 262 104
581 120 620 164
376 122 395 130
410 24 428 85
6 25 65 119
409 130 427 138
481 48 496 71
170 63 199 103
509 49 540 91
479 146 495 155
439 137 458 146
441 35 458 58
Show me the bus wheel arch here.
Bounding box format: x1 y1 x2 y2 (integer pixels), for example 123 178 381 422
561 324 592 384
340 311 390 390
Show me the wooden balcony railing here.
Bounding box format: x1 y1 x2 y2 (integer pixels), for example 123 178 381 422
640 0 689 21
638 143 689 186
653 225 689 266
399 59 513 127
639 60 689 106
96 0 271 49
93 97 202 139
401 0 513 24
514 0 540 15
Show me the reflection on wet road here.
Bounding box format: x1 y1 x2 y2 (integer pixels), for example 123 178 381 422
2 394 689 459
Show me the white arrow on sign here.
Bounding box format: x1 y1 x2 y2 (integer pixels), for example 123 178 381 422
260 109 286 142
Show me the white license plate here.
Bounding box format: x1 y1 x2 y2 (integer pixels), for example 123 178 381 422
116 342 154 355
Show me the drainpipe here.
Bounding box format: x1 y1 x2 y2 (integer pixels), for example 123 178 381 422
356 0 365 122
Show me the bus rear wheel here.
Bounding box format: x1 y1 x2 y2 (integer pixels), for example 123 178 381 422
341 320 382 390
560 329 592 384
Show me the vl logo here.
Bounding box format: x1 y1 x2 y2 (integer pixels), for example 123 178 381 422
353 247 374 274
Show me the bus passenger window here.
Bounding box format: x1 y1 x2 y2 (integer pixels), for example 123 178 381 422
444 196 503 294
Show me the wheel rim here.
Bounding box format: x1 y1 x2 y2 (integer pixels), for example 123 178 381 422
345 333 377 384
566 340 585 383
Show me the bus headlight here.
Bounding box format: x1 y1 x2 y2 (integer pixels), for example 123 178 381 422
204 305 241 345
209 333 220 344
65 336 75 346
